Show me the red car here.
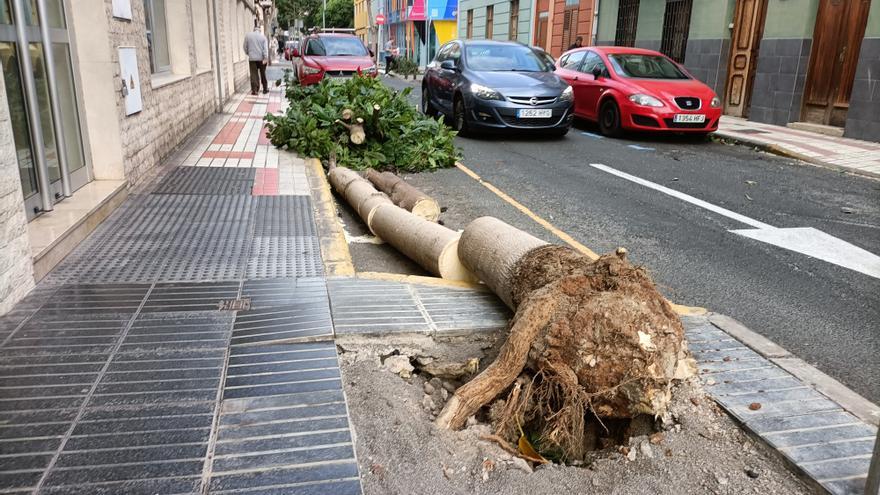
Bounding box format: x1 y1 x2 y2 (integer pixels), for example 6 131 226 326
554 46 721 137
290 33 377 86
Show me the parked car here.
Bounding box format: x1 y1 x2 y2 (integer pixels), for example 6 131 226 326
422 40 573 136
283 40 298 60
289 33 378 85
554 46 722 137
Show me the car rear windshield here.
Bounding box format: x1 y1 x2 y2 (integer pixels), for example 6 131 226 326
465 44 552 72
607 54 689 79
305 37 368 56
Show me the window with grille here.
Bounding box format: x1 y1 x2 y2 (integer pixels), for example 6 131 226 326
467 9 473 38
561 5 579 50
509 0 519 40
660 0 692 63
485 5 494 39
614 0 639 47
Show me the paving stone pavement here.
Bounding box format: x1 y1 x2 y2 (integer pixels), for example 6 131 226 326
717 116 880 177
0 89 362 494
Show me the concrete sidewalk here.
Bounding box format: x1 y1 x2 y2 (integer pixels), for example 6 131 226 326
716 116 880 178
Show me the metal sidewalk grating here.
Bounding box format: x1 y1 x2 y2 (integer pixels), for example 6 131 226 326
209 342 361 494
152 166 256 195
230 303 334 346
685 319 877 495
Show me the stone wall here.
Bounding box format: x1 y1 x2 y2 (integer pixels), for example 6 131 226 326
748 38 811 126
0 59 35 315
683 39 730 96
844 38 880 141
103 0 219 186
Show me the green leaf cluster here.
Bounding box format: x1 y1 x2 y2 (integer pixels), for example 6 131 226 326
265 74 459 172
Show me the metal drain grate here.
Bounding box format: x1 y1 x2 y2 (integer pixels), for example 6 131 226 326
152 167 256 195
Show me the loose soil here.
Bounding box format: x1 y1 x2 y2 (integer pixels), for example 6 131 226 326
338 335 811 495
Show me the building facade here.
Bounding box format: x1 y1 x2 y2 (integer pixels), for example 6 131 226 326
458 0 533 43
0 0 257 315
380 0 459 63
594 0 880 141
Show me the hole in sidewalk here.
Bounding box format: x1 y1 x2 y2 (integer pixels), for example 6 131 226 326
218 298 251 311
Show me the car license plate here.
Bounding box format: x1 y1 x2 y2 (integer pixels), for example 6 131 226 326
517 109 553 118
673 114 706 123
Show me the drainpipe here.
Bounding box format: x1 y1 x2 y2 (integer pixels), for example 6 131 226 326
211 0 225 110
11 0 53 212
35 0 71 197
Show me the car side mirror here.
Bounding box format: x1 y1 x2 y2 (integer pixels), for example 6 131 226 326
591 66 602 79
291 48 300 58
440 59 457 71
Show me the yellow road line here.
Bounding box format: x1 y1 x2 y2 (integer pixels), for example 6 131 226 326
455 162 707 316
306 157 355 277
455 162 600 260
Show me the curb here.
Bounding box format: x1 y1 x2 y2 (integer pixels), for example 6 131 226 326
304 156 356 277
713 131 880 181
709 314 880 427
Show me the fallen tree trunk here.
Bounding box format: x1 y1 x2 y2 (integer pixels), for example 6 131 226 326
369 204 473 281
328 167 392 231
328 167 474 282
437 217 695 461
364 169 441 222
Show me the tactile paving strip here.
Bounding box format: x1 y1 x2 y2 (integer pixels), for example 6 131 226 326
152 166 256 195
42 194 323 284
241 278 328 309
230 302 334 346
209 342 361 495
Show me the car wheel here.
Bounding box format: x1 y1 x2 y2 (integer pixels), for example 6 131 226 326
422 86 437 117
453 97 470 136
598 100 623 138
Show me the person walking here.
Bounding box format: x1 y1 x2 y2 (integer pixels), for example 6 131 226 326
384 38 395 75
243 24 269 95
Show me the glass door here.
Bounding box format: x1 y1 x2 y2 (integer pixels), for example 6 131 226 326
0 0 89 220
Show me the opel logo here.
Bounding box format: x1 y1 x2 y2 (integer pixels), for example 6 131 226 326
529 97 538 106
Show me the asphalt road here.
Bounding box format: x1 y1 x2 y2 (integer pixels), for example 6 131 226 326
382 75 880 403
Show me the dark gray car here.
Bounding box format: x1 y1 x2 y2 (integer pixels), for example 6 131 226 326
422 40 574 136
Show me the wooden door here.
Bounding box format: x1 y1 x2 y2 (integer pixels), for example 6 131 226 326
723 0 767 117
535 13 549 50
802 0 871 127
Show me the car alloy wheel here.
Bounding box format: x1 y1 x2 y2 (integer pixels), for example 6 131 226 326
599 100 622 138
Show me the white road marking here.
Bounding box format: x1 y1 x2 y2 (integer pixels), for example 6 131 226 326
589 163 774 229
580 131 604 139
590 163 880 279
628 144 655 151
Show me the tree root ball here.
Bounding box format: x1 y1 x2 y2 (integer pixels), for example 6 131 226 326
436 246 695 461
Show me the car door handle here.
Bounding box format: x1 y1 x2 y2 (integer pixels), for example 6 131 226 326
573 76 579 81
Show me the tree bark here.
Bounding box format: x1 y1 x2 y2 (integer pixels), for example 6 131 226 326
457 217 548 309
364 169 441 222
328 167 392 236
369 204 474 281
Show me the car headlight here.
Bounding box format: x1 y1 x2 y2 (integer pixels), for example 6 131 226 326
710 96 721 108
471 83 503 101
559 86 573 102
302 65 322 75
362 65 378 75
628 94 664 107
